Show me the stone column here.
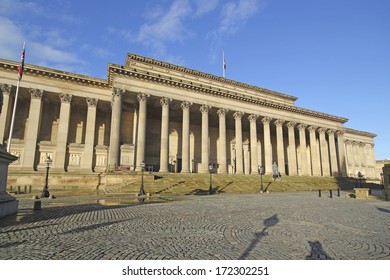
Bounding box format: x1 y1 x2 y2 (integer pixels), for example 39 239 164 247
345 140 353 176
297 124 308 175
108 88 123 169
318 127 330 176
233 111 244 174
327 130 339 176
274 119 285 175
53 93 72 171
135 92 149 170
159 97 171 173
22 89 43 170
336 131 347 176
82 97 98 172
248 114 259 174
262 116 273 174
200 105 212 173
359 142 367 176
287 121 298 175
308 126 321 176
217 108 228 174
0 84 13 144
181 101 192 173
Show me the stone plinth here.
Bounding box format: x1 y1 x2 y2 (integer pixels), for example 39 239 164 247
0 145 18 218
354 188 370 200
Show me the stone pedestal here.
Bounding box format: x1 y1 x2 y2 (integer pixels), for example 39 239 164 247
0 145 18 218
354 188 370 200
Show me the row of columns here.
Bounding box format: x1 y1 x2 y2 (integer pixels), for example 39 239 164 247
0 84 99 172
120 91 348 177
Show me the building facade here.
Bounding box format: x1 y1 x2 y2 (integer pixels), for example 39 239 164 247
0 54 377 178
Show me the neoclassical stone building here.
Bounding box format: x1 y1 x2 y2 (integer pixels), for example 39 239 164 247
0 53 377 178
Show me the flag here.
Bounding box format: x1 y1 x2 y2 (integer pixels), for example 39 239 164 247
223 51 226 78
17 43 26 80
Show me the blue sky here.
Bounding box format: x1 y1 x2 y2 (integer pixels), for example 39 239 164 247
1 0 389 160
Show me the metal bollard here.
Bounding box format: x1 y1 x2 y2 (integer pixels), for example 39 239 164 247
33 200 41 210
329 190 333 198
24 185 27 194
10 185 13 192
337 188 340 197
29 185 32 193
318 190 321 197
17 186 21 194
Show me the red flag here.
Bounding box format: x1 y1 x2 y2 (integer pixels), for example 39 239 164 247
17 43 26 80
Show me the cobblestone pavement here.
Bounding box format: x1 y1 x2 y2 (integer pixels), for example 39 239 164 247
0 192 389 260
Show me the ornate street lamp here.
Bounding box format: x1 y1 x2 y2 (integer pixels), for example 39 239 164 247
208 163 213 195
41 155 52 198
138 161 146 196
357 171 363 188
258 165 264 193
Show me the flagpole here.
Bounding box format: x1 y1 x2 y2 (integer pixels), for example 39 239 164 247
7 42 25 152
6 79 21 152
222 51 225 78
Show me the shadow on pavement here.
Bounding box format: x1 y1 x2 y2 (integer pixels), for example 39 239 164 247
305 241 333 260
239 214 279 260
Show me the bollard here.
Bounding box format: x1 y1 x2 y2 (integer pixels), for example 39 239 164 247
337 188 340 197
318 189 321 197
33 200 41 210
17 186 21 194
10 185 13 192
29 185 32 193
329 190 333 198
24 185 27 194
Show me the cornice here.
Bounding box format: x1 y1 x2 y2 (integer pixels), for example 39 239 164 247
108 63 348 123
345 127 377 138
125 53 298 102
0 58 109 89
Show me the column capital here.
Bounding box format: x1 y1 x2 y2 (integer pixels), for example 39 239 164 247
160 97 172 107
297 123 307 131
86 97 98 107
200 104 212 114
59 93 72 103
0 84 13 95
317 127 328 134
358 142 366 147
137 92 150 102
29 88 43 99
181 101 193 110
261 116 272 125
233 111 244 120
217 108 229 117
248 114 259 122
274 119 285 127
307 125 318 132
336 130 345 137
112 88 124 97
286 121 296 128
326 129 336 136
344 139 352 144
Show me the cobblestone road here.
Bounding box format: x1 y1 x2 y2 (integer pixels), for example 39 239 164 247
0 192 389 260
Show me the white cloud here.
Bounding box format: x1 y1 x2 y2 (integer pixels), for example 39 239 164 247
193 0 219 16
219 0 261 34
0 16 26 59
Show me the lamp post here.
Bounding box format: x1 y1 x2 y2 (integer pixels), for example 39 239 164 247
357 171 363 188
41 155 52 198
138 161 146 196
208 163 213 195
258 165 264 193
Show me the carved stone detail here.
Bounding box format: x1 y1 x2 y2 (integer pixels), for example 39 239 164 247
59 93 72 103
137 92 150 102
297 123 307 131
247 114 259 122
307 125 318 132
286 121 296 128
261 116 272 125
217 108 228 117
29 88 43 99
199 104 212 114
233 111 244 120
86 97 98 107
274 119 285 127
160 97 172 107
0 84 13 95
181 101 192 110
